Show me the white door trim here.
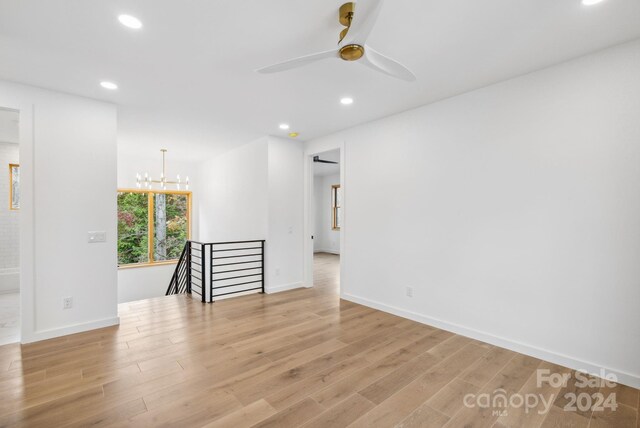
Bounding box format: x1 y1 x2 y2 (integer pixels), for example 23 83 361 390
303 143 345 294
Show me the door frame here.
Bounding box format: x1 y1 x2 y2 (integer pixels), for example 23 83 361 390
0 100 35 343
302 143 346 295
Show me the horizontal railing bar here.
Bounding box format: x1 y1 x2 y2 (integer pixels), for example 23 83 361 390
208 240 265 245
212 267 262 275
190 261 202 267
190 268 202 274
212 279 262 290
212 253 261 260
212 273 262 282
213 260 262 267
213 287 262 297
211 247 261 253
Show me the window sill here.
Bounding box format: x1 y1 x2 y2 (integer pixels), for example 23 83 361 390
118 260 179 270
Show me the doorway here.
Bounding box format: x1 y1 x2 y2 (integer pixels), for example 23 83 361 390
310 149 341 295
0 108 20 345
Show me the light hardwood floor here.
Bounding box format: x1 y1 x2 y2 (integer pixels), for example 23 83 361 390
0 253 637 427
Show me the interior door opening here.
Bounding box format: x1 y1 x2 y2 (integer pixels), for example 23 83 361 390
311 149 341 295
0 107 20 345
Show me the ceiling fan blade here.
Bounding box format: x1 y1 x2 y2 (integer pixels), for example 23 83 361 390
313 156 339 164
343 0 384 46
361 45 416 82
256 49 338 74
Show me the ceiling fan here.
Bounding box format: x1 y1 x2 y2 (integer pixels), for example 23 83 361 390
257 0 416 82
313 156 339 164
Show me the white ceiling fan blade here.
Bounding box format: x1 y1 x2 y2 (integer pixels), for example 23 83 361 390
343 0 384 46
361 45 416 82
256 49 338 74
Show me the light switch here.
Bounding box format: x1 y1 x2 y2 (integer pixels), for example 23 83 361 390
88 231 106 243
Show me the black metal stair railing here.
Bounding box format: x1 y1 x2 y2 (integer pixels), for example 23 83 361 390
165 244 189 295
166 240 265 302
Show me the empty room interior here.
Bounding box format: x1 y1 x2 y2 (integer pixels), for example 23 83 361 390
0 0 639 426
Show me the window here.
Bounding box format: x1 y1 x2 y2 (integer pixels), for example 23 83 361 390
331 184 341 231
117 189 191 267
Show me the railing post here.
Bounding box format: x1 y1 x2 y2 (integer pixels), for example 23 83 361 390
187 241 191 294
261 240 265 294
209 244 214 303
201 243 206 303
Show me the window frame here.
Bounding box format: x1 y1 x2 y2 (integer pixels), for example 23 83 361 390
331 184 341 231
117 188 192 269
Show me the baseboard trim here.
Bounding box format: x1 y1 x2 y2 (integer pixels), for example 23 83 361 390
341 292 640 389
22 316 120 344
266 282 305 294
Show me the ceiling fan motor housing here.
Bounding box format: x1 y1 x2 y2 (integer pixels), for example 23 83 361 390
338 2 364 61
339 44 365 61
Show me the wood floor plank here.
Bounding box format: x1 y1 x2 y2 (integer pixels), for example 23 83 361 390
250 397 324 428
302 393 376 428
0 253 635 427
200 399 277 428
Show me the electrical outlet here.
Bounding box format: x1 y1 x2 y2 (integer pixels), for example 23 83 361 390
406 287 413 297
63 297 73 309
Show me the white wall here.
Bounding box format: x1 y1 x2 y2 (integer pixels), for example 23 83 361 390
117 153 200 303
199 138 269 242
313 173 340 254
267 137 304 292
198 137 304 294
0 80 118 343
305 40 640 388
313 178 323 253
117 264 176 303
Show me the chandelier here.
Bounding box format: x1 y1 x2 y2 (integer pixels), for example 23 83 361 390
136 149 189 190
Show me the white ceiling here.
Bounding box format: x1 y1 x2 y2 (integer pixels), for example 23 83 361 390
314 149 340 177
0 109 19 144
0 0 639 161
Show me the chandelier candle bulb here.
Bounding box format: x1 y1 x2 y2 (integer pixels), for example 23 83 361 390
134 150 187 190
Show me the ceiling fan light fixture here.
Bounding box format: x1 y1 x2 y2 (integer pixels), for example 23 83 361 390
256 0 416 82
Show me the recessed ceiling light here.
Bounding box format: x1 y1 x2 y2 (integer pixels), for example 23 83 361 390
118 14 143 29
340 97 354 105
582 0 605 5
100 81 118 90
279 123 290 130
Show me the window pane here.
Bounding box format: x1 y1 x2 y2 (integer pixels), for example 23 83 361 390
336 207 342 229
154 193 189 261
117 192 149 265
